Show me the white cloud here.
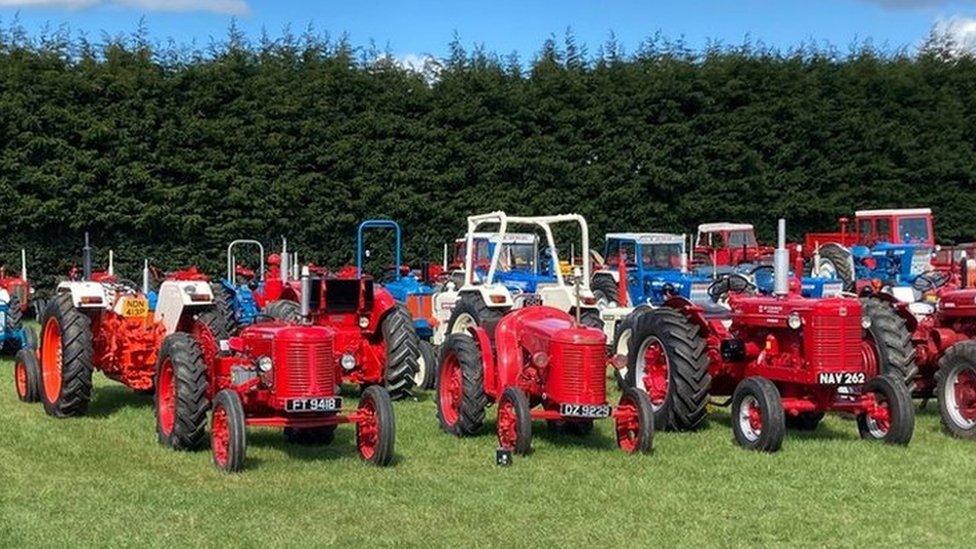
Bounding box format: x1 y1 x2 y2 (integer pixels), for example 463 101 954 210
931 15 976 54
0 0 249 14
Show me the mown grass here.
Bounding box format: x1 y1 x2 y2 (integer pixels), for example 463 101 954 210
2 333 975 547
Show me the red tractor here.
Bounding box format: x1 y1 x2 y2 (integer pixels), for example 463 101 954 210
622 220 916 451
693 222 773 268
436 305 654 456
153 277 395 472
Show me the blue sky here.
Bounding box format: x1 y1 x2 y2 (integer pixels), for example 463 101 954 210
2 0 976 60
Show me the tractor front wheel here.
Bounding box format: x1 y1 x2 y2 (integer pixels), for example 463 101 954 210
615 387 654 454
211 389 246 473
357 385 395 466
39 294 93 418
857 374 914 445
414 339 437 390
731 377 784 452
14 348 41 403
936 341 976 438
381 306 420 400
154 333 210 450
435 334 488 436
498 387 532 455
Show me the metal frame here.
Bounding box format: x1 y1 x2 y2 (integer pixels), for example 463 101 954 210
356 220 402 280
227 240 266 284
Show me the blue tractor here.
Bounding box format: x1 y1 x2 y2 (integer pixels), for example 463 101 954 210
450 232 562 293
357 220 437 389
1 250 37 356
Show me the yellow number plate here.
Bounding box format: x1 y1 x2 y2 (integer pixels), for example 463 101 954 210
122 298 149 318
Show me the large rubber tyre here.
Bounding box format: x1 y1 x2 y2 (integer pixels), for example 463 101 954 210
615 387 654 454
935 341 976 439
817 244 855 291
211 389 247 473
497 386 532 455
731 377 785 453
860 298 918 387
32 297 47 320
39 294 93 418
857 374 915 445
357 385 395 466
3 292 24 353
23 326 37 351
264 299 301 323
610 305 654 389
212 283 239 333
194 307 231 341
572 308 603 329
627 308 710 431
414 339 437 391
446 294 508 337
380 306 420 400
436 334 488 436
285 425 337 445
14 348 41 403
154 333 210 450
591 275 622 308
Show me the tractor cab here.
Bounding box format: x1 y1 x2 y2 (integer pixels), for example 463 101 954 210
451 232 555 293
694 222 772 267
595 232 711 307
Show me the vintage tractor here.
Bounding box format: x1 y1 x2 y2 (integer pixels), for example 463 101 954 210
620 220 916 451
15 234 222 415
437 305 654 455
693 222 773 268
1 249 37 355
214 239 301 331
356 219 438 389
154 269 395 472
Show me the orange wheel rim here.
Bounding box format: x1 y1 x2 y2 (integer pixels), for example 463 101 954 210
157 359 176 436
14 361 27 398
41 317 63 404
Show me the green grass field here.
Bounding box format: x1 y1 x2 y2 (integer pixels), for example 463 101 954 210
2 335 975 547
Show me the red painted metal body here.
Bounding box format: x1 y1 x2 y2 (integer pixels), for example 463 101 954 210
0 269 30 312
91 308 167 391
802 211 935 260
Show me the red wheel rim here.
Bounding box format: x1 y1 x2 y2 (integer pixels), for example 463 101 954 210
737 395 763 442
14 361 27 398
865 391 891 436
860 341 879 378
638 337 669 410
950 367 976 426
497 399 518 450
157 359 176 436
357 396 378 460
615 397 639 453
439 352 462 426
212 405 230 468
41 317 62 404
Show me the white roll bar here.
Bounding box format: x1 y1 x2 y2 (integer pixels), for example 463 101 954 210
227 240 266 284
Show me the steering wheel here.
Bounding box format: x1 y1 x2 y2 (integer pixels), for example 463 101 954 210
708 273 755 301
912 270 949 293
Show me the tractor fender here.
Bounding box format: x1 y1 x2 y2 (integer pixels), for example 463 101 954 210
469 285 513 309
849 245 872 260
662 296 711 335
468 325 497 397
593 270 620 284
367 287 400 333
55 281 109 309
538 284 596 314
154 280 214 335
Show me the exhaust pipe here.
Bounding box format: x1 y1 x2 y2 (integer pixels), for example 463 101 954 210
142 259 149 294
773 219 789 296
21 249 26 282
108 250 114 276
83 232 92 281
300 266 310 319
280 237 289 284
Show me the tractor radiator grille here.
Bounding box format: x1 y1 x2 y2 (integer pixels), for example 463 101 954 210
276 339 335 398
807 307 862 372
546 341 606 405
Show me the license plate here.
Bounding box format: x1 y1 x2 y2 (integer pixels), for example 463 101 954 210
559 403 611 418
817 372 866 385
285 397 342 413
121 297 148 317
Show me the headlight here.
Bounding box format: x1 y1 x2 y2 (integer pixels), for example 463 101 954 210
341 354 356 370
861 317 872 330
358 316 370 329
257 356 273 372
787 312 802 330
183 285 197 294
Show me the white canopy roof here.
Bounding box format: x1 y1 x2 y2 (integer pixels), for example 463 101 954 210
855 208 931 217
696 222 754 233
605 232 685 245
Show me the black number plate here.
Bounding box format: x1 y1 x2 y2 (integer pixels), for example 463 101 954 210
559 403 611 418
285 397 342 413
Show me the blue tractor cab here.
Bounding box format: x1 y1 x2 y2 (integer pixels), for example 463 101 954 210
216 239 267 329
453 232 558 293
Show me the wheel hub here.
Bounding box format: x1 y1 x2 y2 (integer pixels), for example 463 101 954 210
637 336 669 411
948 366 976 428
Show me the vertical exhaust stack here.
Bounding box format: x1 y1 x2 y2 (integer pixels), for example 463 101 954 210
142 259 150 294
108 250 114 276
681 234 688 273
83 232 92 281
442 243 448 271
280 237 289 284
300 266 311 320
773 218 789 297
20 249 27 281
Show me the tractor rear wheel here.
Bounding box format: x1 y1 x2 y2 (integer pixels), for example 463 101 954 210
357 385 395 466
628 308 710 431
615 387 654 454
817 244 855 291
284 425 337 445
860 298 917 387
381 305 420 400
3 293 24 353
211 283 239 333
571 308 603 329
211 389 246 473
155 333 210 450
498 387 532 455
785 412 824 431
591 275 621 308
857 374 914 445
14 348 40 403
446 294 508 337
39 294 93 418
610 306 653 389
731 377 784 452
936 341 976 438
436 334 488 436
264 299 301 323
414 340 437 390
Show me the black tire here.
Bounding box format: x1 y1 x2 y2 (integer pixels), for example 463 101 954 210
23 326 37 351
446 293 508 337
572 308 603 329
358 385 395 466
415 339 437 390
195 307 231 341
817 244 855 291
591 275 622 308
3 292 24 353
610 305 654 389
785 412 824 431
860 298 918 387
935 341 976 438
154 333 210 450
212 283 239 333
627 308 710 431
14 348 41 403
498 386 532 455
616 387 654 454
263 299 301 323
380 305 420 400
435 334 488 436
284 425 337 445
731 377 785 452
211 389 247 473
32 297 47 320
39 294 93 418
857 373 914 445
